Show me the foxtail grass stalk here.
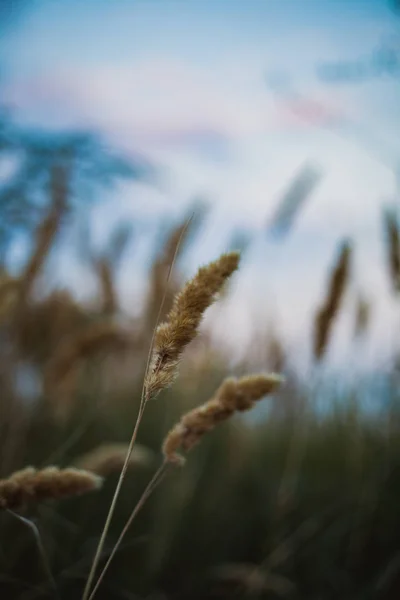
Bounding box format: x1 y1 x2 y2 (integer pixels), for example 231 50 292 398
89 373 282 597
81 216 193 600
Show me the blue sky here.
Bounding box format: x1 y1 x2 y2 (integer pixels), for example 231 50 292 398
1 0 400 368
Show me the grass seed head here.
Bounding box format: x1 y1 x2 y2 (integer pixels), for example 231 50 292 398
314 240 351 360
73 443 153 476
162 372 283 465
145 252 240 399
0 466 102 510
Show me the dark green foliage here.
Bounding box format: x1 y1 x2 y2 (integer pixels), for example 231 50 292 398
1 380 400 600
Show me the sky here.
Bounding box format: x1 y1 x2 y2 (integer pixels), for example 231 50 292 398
1 0 400 369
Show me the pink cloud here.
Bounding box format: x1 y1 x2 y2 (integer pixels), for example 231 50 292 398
3 59 347 150
277 95 345 126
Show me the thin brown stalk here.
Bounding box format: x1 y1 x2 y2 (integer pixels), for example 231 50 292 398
95 257 117 315
0 274 20 322
87 461 169 600
143 221 188 334
383 207 400 293
18 161 68 305
354 293 370 338
313 239 352 360
81 405 143 600
142 205 206 339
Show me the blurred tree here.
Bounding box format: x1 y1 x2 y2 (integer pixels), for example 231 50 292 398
0 109 155 266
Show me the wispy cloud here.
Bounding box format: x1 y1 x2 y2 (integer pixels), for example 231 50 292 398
3 59 348 148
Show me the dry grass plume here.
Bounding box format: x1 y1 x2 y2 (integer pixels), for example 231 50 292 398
73 443 153 476
18 162 68 304
145 251 240 399
354 293 370 338
95 257 118 316
314 240 352 360
163 373 283 465
383 207 400 293
0 466 102 510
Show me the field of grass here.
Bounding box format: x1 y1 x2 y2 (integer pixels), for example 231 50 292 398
1 135 400 599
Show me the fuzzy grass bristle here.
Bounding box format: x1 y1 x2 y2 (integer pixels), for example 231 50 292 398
0 466 102 510
162 372 283 465
73 443 153 476
145 251 240 399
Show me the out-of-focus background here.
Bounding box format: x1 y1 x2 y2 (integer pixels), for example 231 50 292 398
1 1 400 598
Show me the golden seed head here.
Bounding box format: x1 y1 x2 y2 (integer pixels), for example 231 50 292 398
0 466 103 510
73 443 153 476
145 252 240 399
162 372 283 464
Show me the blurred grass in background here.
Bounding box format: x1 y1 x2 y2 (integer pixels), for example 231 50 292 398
0 109 400 600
